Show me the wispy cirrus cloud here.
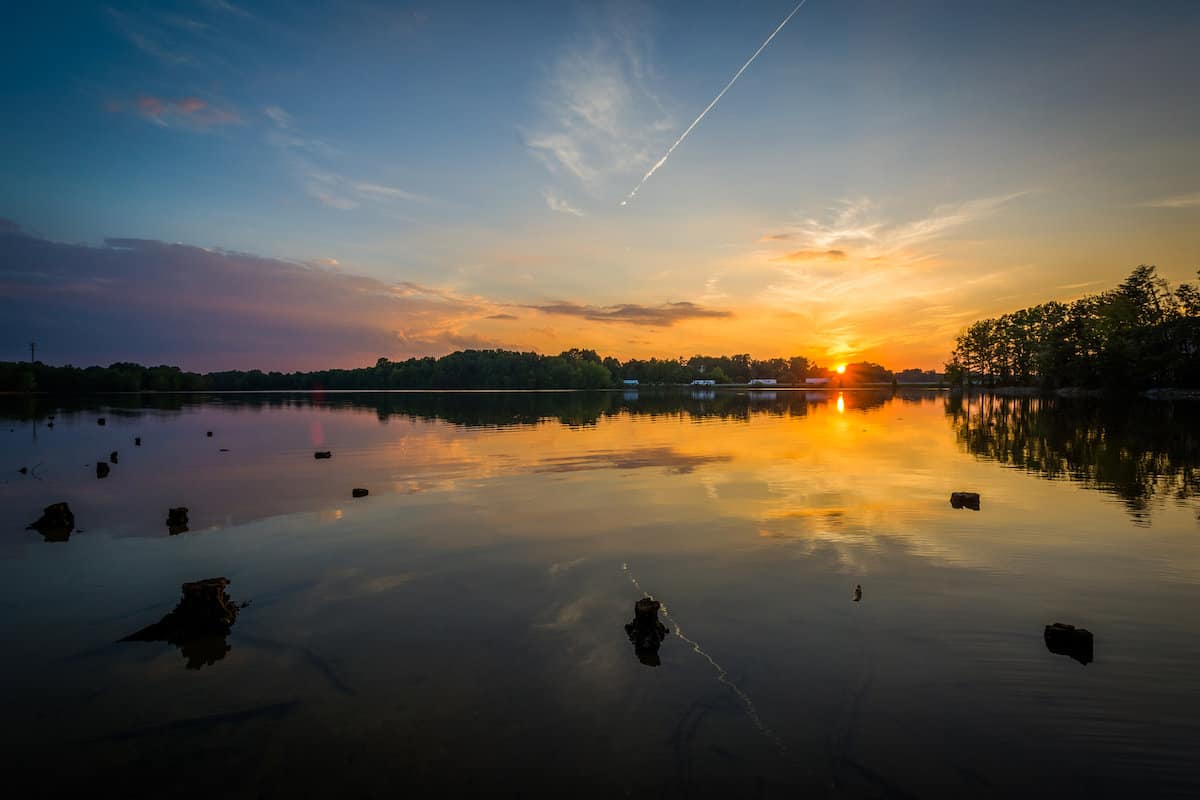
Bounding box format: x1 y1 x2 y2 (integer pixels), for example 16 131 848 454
525 300 731 326
525 25 673 195
1138 192 1200 209
543 189 585 217
109 95 241 129
773 249 846 262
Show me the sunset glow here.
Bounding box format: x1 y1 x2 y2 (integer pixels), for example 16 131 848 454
836 364 847 374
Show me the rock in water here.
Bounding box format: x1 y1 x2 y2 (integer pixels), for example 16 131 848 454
950 491 981 510
166 507 190 535
97 417 106 426
1044 622 1094 665
624 598 669 667
96 462 110 479
27 502 75 542
18 466 27 475
135 436 141 446
109 451 119 464
314 451 332 459
352 488 369 498
206 431 213 437
121 578 242 669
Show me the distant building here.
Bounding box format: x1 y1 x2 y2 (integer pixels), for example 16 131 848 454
748 378 777 385
623 379 639 385
691 379 715 386
805 377 831 385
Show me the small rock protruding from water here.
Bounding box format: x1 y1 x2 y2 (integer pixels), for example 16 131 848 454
206 431 213 438
109 450 119 464
166 507 190 535
97 417 106 426
352 488 369 498
853 584 863 602
121 578 243 669
314 451 332 459
46 422 53 428
135 436 141 446
950 491 981 510
624 597 669 667
19 466 28 475
96 462 110 479
27 502 75 542
1044 623 1094 665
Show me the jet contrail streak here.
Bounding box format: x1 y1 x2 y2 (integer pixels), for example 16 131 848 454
621 0 809 206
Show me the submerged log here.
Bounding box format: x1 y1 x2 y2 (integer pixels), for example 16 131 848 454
122 578 243 669
27 502 75 542
624 598 669 667
166 507 190 535
950 491 981 510
1044 622 1094 665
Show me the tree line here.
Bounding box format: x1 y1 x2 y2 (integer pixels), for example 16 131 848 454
945 265 1200 389
1 349 934 393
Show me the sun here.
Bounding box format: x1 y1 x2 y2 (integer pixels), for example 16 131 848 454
836 364 847 374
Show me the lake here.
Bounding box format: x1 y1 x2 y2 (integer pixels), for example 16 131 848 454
2 389 1198 797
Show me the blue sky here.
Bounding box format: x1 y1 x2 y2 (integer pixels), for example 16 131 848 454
2 0 1198 369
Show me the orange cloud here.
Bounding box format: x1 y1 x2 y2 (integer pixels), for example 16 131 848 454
119 95 241 129
773 249 847 262
759 233 793 241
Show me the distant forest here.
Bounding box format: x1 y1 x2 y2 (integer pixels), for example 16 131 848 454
946 266 1200 388
0 350 940 393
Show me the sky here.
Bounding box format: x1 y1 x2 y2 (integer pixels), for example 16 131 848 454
1 0 1198 371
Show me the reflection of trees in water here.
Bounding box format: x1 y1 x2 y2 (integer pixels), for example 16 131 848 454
947 393 1200 521
1 388 904 428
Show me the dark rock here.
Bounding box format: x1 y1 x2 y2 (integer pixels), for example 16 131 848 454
624 598 669 667
352 488 369 498
314 451 332 459
121 578 242 669
135 436 141 446
109 451 119 464
96 462 110 479
97 418 106 426
950 491 981 510
27 502 75 542
47 415 55 420
853 584 862 602
1044 622 1094 665
46 422 53 428
18 466 27 475
206 431 213 437
166 507 190 535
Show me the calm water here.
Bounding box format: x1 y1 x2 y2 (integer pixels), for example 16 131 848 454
2 390 1198 798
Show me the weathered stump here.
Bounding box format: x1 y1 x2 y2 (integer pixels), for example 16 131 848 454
314 451 332 459
624 598 669 667
352 488 369 498
206 431 213 437
96 462 110 479
135 436 141 446
97 418 106 426
853 584 863 602
27 502 75 542
166 507 190 535
950 491 981 510
1044 622 1094 665
109 451 119 464
122 578 242 669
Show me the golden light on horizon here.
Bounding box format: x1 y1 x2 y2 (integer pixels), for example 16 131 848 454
836 364 847 374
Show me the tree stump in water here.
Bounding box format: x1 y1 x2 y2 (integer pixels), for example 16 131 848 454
1044 622 1093 665
122 578 243 669
27 502 75 542
166 507 189 535
950 491 981 510
624 598 669 667
96 462 110 479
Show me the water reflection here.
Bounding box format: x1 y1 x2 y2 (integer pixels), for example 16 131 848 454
947 394 1200 521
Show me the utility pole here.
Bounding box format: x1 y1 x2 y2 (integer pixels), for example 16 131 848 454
30 341 36 363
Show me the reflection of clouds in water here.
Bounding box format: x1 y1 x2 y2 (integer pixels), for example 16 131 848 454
311 567 415 601
535 595 596 630
534 446 731 475
548 557 587 576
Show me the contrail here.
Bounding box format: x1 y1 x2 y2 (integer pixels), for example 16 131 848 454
621 0 809 206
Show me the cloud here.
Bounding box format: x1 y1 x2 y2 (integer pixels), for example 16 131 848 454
108 9 192 65
353 182 434 204
543 189 585 217
773 249 846 262
525 300 731 326
487 313 519 320
525 32 673 193
0 230 501 370
0 219 22 234
1138 192 1200 209
109 95 241 129
264 105 293 129
760 233 793 241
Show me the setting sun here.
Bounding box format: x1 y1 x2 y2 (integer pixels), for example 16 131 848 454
836 364 847 374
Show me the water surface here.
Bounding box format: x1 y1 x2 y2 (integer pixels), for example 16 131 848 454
2 390 1198 797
